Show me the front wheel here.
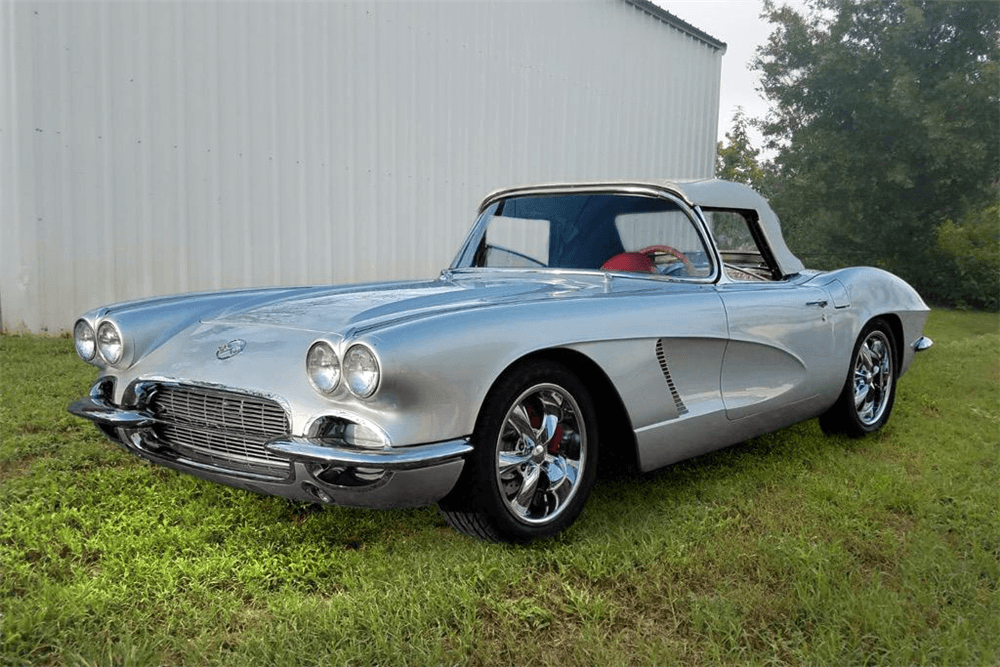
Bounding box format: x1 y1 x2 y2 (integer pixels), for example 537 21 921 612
820 319 897 437
439 361 598 542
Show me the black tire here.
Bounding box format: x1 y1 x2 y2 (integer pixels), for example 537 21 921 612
439 360 599 542
819 319 897 437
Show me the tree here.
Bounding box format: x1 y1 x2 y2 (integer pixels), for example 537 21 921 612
716 108 772 196
937 203 1000 310
752 0 999 304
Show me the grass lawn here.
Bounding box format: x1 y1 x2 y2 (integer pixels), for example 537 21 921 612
1 309 997 666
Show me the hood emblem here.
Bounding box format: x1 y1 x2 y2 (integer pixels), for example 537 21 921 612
216 339 247 360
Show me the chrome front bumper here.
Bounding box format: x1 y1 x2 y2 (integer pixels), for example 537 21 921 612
68 392 472 509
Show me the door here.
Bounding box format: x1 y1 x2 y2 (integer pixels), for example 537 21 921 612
716 281 834 421
703 207 835 423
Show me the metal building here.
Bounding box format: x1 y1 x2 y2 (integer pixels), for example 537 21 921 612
1 0 725 333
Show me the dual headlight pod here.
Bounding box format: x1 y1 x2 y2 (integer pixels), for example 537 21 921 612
307 341 380 399
73 319 124 366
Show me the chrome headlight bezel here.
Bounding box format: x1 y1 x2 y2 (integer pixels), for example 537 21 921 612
343 344 381 399
306 340 342 395
96 320 124 366
73 319 96 362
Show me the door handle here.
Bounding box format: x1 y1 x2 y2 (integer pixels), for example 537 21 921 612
806 300 828 308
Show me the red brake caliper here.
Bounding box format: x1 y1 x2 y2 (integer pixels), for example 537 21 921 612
549 425 564 454
526 406 564 454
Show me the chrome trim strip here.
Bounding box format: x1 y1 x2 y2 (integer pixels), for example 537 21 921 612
691 205 725 281
444 266 716 285
265 437 472 470
913 336 934 352
476 182 694 212
634 412 697 434
445 267 613 280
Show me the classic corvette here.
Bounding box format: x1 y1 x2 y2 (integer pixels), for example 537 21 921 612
69 179 933 542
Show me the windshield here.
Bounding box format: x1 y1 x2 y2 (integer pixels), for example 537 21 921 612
454 192 714 279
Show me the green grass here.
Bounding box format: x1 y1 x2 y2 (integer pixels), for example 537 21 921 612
2 310 998 666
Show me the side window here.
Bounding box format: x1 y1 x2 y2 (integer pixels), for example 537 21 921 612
482 216 550 268
614 210 712 278
703 208 780 281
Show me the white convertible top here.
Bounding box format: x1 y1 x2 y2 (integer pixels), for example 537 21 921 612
667 178 805 277
480 178 806 278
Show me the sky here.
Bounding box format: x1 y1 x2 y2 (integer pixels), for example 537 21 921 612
655 0 812 150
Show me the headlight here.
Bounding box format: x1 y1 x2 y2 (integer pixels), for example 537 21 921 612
306 341 341 394
344 344 380 398
97 321 124 365
73 320 96 361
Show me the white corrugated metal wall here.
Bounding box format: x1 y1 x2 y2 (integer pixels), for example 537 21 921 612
0 0 723 332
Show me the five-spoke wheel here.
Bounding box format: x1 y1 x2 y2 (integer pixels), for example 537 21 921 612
852 329 893 426
820 319 897 436
439 361 598 542
495 383 586 524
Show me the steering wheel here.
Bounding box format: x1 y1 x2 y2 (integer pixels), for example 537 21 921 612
639 245 695 276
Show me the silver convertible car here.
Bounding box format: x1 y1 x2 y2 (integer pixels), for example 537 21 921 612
69 179 933 542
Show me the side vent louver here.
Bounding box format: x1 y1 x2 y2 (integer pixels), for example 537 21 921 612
655 339 689 417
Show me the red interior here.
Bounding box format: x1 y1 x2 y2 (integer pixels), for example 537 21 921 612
601 252 656 274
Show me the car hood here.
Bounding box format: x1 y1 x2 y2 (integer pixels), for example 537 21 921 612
96 270 709 414
202 272 613 335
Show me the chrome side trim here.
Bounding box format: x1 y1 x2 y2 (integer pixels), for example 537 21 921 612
264 437 473 470
913 336 933 352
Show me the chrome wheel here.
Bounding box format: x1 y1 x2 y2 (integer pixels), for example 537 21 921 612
439 360 598 542
852 330 893 426
819 319 898 438
495 383 586 525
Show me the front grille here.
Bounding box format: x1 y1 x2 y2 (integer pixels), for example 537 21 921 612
148 385 291 477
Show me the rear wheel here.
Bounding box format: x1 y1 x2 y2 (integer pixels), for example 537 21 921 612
439 361 598 542
820 319 897 437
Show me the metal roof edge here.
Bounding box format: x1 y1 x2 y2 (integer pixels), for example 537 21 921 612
621 0 727 54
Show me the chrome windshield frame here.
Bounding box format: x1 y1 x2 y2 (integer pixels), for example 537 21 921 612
448 184 721 284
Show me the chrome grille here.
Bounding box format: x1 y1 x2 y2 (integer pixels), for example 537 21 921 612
149 385 291 477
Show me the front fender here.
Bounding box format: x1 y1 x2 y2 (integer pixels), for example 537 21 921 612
365 286 726 446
